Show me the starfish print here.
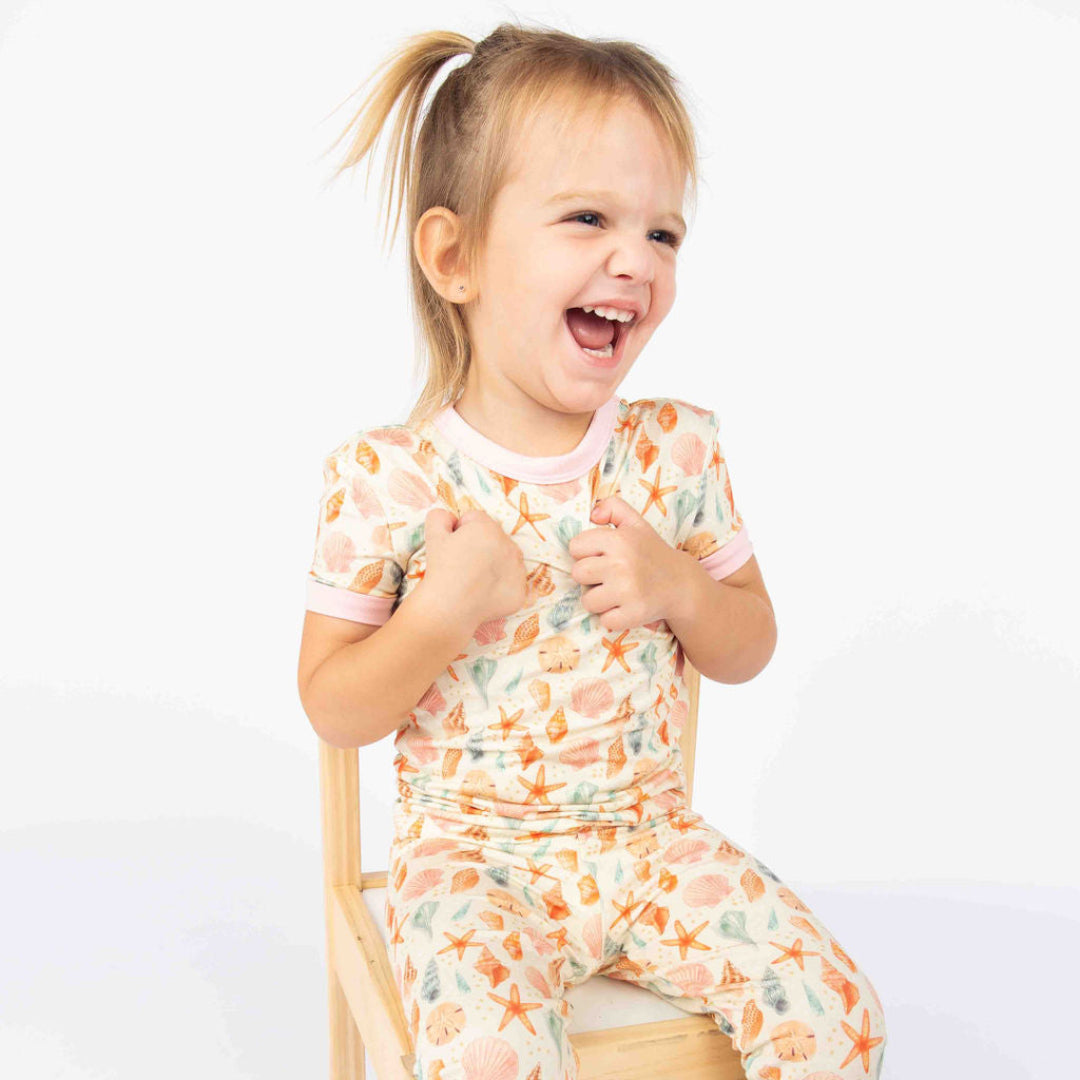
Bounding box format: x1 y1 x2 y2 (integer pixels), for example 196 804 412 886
437 928 487 962
509 492 550 540
600 628 640 674
637 465 678 518
708 441 723 481
388 914 404 949
839 1007 885 1073
658 919 712 961
614 412 641 440
768 937 820 971
521 829 554 843
393 756 420 781
548 926 570 951
510 856 558 885
609 891 648 930
669 813 709 836
517 765 567 805
487 982 544 1036
488 703 526 740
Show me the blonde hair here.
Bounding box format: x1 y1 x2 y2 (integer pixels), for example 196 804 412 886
322 19 702 429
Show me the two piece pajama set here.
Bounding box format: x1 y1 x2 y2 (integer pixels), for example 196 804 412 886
306 393 887 1080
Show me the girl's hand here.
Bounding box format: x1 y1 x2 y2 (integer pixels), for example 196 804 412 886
422 507 529 624
567 496 688 632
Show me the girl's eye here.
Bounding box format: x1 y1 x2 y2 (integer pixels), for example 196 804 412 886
569 212 682 249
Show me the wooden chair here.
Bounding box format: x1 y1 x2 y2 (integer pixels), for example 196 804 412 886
318 658 746 1079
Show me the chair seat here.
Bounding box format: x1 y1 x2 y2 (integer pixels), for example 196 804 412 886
360 885 697 1031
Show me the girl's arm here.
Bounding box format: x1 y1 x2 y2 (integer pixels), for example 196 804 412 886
298 579 483 748
664 553 777 685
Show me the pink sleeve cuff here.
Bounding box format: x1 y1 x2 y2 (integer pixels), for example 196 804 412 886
698 526 753 581
305 578 394 625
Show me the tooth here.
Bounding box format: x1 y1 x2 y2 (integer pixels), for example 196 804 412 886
582 305 634 322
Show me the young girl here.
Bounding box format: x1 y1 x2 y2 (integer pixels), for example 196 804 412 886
298 22 887 1080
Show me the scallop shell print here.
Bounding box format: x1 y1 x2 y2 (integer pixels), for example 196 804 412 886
462 1035 519 1080
683 874 734 907
671 431 707 476
570 678 614 718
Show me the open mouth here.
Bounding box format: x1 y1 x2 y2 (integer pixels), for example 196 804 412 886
563 308 632 367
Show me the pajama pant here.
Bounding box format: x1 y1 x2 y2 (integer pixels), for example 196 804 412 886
385 804 887 1080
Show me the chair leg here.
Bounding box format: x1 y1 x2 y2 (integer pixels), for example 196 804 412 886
329 966 365 1080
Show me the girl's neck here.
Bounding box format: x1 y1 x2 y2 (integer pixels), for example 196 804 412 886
451 387 604 459
428 389 621 485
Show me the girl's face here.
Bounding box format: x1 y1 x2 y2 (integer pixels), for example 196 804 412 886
463 96 687 423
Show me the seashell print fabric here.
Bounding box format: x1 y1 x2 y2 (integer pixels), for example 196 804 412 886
384 807 887 1079
305 395 754 834
304 394 887 1078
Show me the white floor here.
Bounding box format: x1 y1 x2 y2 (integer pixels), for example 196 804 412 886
2 818 1075 1079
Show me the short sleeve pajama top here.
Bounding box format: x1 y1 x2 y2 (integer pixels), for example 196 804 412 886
305 394 753 838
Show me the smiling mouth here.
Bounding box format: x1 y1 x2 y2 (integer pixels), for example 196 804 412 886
563 308 633 362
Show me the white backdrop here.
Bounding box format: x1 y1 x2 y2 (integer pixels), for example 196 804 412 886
1 1 1077 1078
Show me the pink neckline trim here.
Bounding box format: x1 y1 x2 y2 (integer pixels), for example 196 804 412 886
429 395 621 483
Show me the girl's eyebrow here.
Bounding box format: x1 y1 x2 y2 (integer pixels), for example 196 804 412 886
546 189 686 233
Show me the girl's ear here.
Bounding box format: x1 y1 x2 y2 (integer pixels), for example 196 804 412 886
414 207 469 302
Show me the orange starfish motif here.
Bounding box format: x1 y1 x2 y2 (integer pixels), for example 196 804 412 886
517 764 567 805
511 856 558 885
521 829 555 843
509 492 550 540
487 982 544 1035
614 412 641 439
839 1007 884 1072
768 937 820 971
658 919 712 960
488 703 526 740
394 755 420 781
637 465 678 518
669 813 709 836
609 891 648 930
437 928 487 962
388 914 404 949
600 628 640 673
708 440 723 481
548 926 570 951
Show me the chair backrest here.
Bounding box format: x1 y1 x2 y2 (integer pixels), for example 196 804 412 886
680 657 701 807
320 658 701 889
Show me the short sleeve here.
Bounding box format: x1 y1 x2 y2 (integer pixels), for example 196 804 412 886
305 437 406 625
681 410 754 581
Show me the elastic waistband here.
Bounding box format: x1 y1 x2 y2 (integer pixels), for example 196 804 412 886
392 795 686 849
